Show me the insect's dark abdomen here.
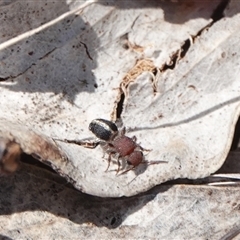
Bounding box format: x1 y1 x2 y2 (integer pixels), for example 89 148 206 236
89 119 118 141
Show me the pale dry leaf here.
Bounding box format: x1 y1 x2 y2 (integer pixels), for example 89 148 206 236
0 0 240 238
0 163 239 239
0 0 239 199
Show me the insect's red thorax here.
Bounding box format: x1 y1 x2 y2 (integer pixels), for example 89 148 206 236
113 136 136 157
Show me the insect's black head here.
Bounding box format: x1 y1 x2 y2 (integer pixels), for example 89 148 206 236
89 119 118 141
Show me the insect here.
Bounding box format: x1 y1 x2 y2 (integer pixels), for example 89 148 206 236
89 119 167 174
56 119 167 174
